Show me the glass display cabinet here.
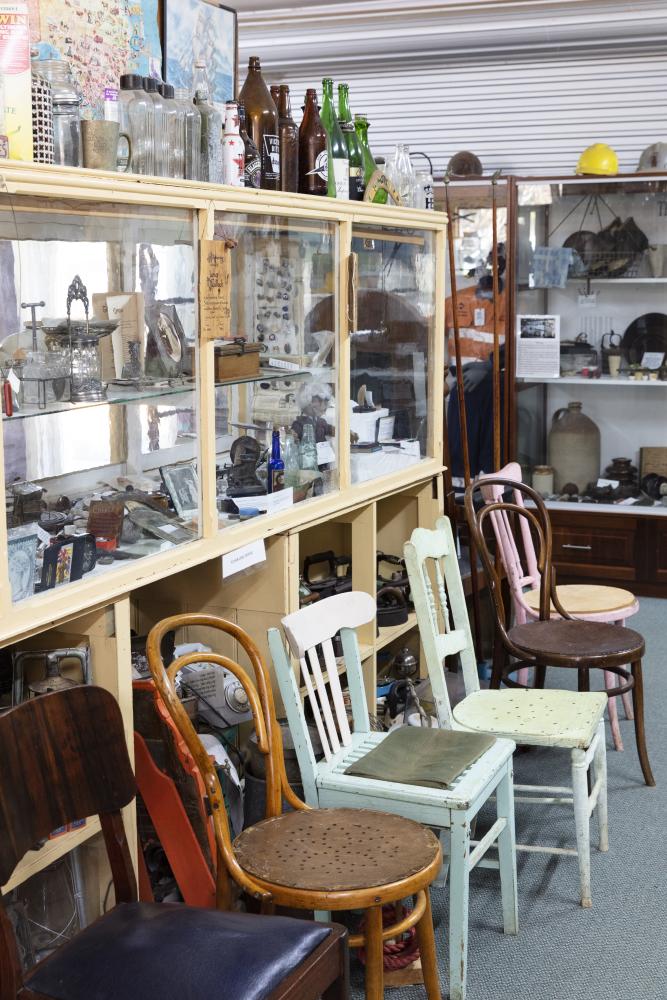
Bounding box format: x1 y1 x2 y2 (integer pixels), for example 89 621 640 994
349 224 438 485
0 195 200 605
212 212 339 529
509 173 667 591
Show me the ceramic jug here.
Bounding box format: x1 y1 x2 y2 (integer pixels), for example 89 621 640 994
548 401 600 493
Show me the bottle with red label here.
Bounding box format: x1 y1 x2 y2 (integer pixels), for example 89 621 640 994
222 101 245 186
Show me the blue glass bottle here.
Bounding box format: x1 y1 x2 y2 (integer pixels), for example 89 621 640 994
267 428 285 492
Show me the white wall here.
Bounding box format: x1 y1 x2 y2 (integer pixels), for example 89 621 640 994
237 0 667 177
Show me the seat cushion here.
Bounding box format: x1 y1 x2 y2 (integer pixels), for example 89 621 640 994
523 583 637 617
453 689 607 749
25 901 333 1000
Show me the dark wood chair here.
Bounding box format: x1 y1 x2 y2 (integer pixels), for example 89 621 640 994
0 684 349 1000
146 614 444 1000
464 476 655 787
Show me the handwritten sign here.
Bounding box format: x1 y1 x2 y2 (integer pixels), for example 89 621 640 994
199 239 232 342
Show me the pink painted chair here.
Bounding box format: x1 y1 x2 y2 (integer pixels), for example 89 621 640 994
479 462 638 752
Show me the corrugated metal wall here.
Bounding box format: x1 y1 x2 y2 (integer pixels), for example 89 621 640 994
270 46 667 177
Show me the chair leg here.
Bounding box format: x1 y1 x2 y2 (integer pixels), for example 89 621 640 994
618 622 634 721
495 763 519 935
449 813 471 1000
491 632 504 689
323 936 350 1000
433 828 450 889
571 748 592 908
604 669 624 752
631 660 656 787
415 891 443 1000
364 905 384 1000
593 721 609 853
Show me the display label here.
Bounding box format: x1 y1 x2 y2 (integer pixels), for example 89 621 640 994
254 487 294 515
245 153 261 188
199 239 232 342
474 308 485 327
308 149 328 182
263 134 280 179
333 158 348 198
317 440 336 465
222 539 266 578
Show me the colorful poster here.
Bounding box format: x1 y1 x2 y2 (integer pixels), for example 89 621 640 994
29 0 162 116
164 0 235 113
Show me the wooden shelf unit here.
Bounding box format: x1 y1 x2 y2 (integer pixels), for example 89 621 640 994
0 165 447 900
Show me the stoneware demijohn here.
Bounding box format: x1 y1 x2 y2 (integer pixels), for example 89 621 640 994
548 400 600 493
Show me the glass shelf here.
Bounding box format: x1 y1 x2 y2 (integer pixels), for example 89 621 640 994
3 379 196 420
214 366 311 389
517 376 667 387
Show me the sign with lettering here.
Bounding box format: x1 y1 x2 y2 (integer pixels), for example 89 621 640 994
199 239 232 342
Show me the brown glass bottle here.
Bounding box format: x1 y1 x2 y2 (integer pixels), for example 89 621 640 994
298 88 327 196
277 85 298 192
238 103 261 189
238 56 279 190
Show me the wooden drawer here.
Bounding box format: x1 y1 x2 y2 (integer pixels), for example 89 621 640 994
550 513 637 582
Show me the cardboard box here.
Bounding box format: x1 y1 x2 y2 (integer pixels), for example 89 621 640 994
0 3 33 161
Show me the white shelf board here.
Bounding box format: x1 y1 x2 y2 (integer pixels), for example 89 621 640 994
2 817 101 893
544 499 667 518
376 611 418 651
517 376 667 387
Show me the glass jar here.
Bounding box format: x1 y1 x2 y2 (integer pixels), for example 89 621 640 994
174 88 201 181
32 60 82 167
143 77 168 176
119 73 153 175
159 83 183 178
414 169 434 210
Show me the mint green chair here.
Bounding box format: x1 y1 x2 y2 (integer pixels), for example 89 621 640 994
268 591 518 1000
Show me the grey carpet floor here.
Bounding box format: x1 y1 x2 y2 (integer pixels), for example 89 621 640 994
350 597 666 999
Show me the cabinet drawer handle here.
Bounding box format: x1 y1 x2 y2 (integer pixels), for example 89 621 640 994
561 543 592 551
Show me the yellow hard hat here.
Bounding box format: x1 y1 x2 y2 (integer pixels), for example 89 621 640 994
575 143 619 176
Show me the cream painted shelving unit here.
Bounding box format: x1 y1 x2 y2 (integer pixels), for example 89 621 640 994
0 163 446 901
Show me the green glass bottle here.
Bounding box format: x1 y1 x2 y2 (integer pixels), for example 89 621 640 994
354 113 387 204
320 78 348 199
337 83 364 200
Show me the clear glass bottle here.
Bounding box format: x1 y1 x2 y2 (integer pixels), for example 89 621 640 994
174 88 201 181
337 83 364 200
119 73 152 174
284 432 300 487
192 61 223 184
222 101 245 186
320 78 348 199
414 168 435 210
388 143 416 207
143 77 168 176
299 421 319 472
159 83 183 178
34 60 82 167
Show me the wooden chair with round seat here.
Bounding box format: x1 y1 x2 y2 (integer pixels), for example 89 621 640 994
146 613 443 1000
479 461 638 751
464 477 655 787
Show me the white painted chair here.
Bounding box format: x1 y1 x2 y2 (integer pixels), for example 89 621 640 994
268 591 518 1000
404 516 609 909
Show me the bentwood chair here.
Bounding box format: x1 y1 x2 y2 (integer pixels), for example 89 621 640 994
480 461 638 751
0 685 349 1000
146 613 443 1000
465 477 655 788
268 591 518 1000
405 515 610 908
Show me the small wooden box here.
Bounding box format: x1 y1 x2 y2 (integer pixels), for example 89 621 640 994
189 340 262 381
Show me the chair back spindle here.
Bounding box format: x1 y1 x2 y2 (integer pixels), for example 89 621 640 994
269 593 375 801
404 517 479 726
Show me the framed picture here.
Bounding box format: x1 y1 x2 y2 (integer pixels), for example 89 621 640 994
163 0 238 114
7 532 38 602
160 462 200 519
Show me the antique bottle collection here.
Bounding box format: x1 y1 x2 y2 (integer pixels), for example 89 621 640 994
24 53 433 207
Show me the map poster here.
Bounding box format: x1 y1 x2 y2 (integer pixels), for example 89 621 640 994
29 0 162 117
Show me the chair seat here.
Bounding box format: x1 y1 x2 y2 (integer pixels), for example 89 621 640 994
26 902 332 1000
509 618 644 666
235 807 439 892
523 583 637 617
453 689 607 749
